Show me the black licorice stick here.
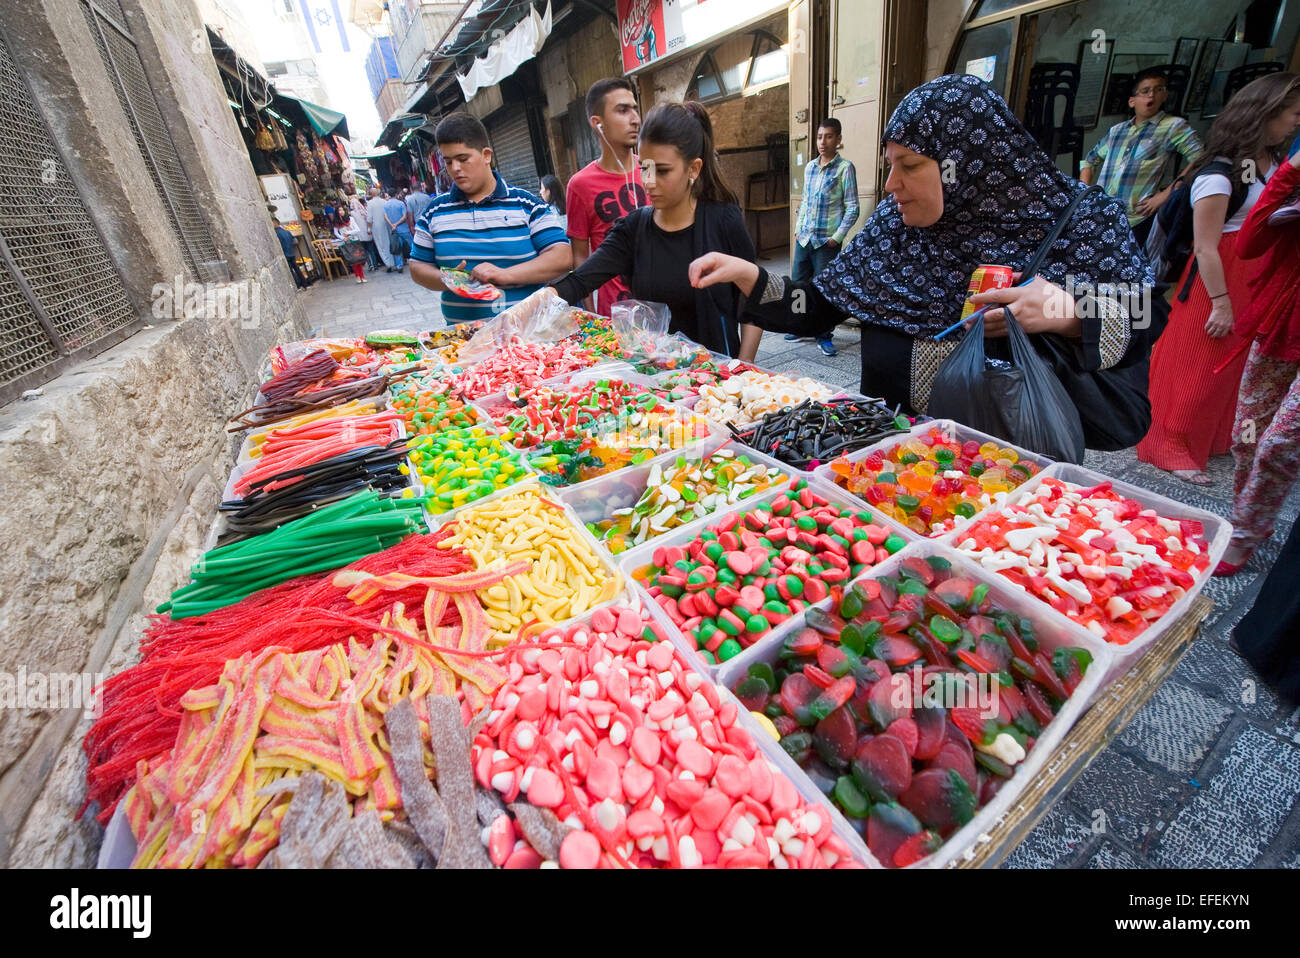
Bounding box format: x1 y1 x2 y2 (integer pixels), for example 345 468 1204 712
736 397 906 468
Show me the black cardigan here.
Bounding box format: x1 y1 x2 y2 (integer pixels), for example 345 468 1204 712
550 201 755 356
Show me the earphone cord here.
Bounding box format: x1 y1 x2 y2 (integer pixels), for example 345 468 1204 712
598 123 641 210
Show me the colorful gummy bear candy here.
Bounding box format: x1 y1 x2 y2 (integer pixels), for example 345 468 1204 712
828 427 1041 536
730 553 1092 867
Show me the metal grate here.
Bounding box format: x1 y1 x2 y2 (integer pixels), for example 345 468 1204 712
82 2 225 282
0 25 136 401
0 268 58 385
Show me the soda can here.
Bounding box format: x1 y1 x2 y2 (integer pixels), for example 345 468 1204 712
960 265 1015 320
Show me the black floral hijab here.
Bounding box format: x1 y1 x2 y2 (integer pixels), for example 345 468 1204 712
814 74 1152 336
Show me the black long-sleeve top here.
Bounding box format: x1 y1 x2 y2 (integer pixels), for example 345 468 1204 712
550 201 756 357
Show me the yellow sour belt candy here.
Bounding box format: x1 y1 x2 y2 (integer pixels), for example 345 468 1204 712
437 478 623 643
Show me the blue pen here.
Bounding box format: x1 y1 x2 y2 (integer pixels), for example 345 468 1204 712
932 277 1033 341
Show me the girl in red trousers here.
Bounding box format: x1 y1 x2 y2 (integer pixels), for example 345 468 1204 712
1216 136 1300 574
1138 74 1300 483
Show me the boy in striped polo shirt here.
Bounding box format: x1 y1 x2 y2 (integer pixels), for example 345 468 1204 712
410 114 571 323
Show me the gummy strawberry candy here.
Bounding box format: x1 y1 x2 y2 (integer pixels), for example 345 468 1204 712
867 672 913 729
912 705 947 760
893 829 944 867
851 734 913 803
900 767 978 832
930 741 979 793
866 802 924 867
814 706 858 769
779 672 822 726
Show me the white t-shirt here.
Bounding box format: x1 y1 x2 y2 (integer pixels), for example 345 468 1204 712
1190 161 1274 233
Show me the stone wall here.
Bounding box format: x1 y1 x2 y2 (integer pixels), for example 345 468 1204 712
538 14 625 182
0 0 307 867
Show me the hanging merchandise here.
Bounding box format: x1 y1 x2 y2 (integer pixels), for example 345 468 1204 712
254 117 274 152
270 117 288 151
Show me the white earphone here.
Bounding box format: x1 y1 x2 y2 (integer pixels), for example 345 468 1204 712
595 117 642 209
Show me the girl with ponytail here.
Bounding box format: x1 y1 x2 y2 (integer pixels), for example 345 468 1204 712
549 100 761 359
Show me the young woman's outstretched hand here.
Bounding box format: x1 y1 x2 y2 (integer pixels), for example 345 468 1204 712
689 253 760 297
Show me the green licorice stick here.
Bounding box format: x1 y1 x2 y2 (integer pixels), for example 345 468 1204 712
169 541 402 617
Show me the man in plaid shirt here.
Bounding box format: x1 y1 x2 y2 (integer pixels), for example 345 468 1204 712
786 118 860 356
1080 67 1204 245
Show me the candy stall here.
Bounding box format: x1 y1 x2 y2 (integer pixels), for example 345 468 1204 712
87 299 1224 870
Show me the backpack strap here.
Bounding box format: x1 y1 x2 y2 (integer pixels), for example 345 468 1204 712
1177 160 1249 302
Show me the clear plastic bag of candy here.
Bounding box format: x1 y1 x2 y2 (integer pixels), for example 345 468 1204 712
439 267 503 301
611 299 696 365
457 287 580 365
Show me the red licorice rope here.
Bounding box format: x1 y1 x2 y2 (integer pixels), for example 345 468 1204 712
81 531 472 824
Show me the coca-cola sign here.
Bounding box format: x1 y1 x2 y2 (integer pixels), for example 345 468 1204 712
616 0 787 74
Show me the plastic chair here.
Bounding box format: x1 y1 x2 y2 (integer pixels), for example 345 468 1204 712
1025 62 1085 173
311 239 348 280
1225 61 1284 102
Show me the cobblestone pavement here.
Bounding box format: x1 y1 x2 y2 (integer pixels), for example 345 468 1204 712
300 254 1300 869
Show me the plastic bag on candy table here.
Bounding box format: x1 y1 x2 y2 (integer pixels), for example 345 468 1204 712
927 309 1086 464
610 298 711 368
456 286 580 365
269 338 371 373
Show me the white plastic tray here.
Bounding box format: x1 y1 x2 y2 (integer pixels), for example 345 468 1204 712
713 539 1111 869
814 418 1054 541
938 461 1229 688
620 475 913 675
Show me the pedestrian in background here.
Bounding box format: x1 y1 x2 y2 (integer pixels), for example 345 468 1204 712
348 190 377 270
1138 73 1300 483
384 191 411 272
405 181 431 231
786 117 860 357
540 174 567 232
1215 135 1300 574
367 187 395 271
1080 67 1204 245
272 217 309 288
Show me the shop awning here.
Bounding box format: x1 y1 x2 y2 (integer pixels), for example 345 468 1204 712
278 93 351 140
349 149 396 159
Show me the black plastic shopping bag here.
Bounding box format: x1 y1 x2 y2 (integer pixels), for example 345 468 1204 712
927 311 1085 463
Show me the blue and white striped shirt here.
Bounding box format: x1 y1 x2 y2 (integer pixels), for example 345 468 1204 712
411 172 568 323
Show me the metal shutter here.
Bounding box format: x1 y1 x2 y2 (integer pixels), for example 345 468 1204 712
0 23 138 404
81 0 226 282
486 103 539 195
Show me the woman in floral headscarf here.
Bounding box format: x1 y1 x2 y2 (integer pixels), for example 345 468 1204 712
690 74 1157 450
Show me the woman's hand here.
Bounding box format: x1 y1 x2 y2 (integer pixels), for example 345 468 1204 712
1205 301 1234 338
688 253 760 297
969 274 1080 338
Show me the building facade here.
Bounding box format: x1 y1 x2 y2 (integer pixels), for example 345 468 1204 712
0 0 307 867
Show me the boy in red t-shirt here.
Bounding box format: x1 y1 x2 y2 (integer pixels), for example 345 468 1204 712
566 77 648 314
